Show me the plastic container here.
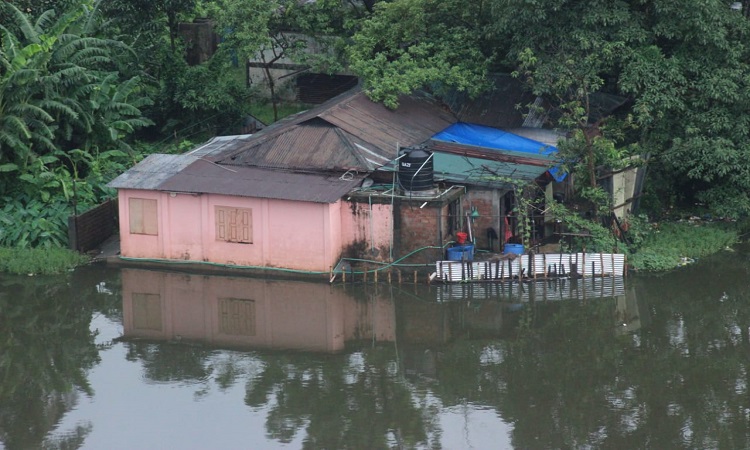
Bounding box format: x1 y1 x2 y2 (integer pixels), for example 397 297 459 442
456 232 468 244
446 244 474 261
503 243 524 255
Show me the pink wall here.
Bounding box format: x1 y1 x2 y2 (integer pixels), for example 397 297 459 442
118 190 353 272
121 269 395 352
340 200 393 261
118 190 396 271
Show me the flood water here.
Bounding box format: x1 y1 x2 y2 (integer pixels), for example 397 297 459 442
3 245 750 449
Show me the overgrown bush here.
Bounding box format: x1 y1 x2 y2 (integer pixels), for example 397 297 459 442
0 247 89 275
628 221 738 272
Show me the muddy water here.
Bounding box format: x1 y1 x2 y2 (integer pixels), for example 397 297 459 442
2 244 750 449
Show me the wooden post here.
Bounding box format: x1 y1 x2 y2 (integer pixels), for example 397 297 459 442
582 252 586 278
398 270 402 284
413 270 417 284
374 269 378 283
388 271 392 284
508 259 513 280
342 270 346 283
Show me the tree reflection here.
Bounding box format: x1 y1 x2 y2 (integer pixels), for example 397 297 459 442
124 342 214 383
115 245 750 448
0 275 101 450
125 340 437 448
420 246 750 449
244 348 433 449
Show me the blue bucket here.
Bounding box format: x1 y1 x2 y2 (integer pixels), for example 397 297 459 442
503 243 524 255
446 244 474 261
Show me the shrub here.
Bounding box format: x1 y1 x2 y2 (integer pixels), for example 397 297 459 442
628 221 738 272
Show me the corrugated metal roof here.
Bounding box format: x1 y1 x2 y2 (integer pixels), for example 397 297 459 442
203 87 454 172
158 161 365 203
109 87 456 202
219 119 366 171
433 152 549 187
319 91 456 155
506 128 565 147
107 154 198 190
187 134 255 158
429 141 557 167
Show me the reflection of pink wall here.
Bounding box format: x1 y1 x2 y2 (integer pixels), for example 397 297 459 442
118 190 351 272
340 200 393 260
121 269 395 352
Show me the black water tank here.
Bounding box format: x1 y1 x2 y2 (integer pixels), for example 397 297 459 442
398 147 434 192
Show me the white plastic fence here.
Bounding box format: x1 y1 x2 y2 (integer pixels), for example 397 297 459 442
435 253 626 283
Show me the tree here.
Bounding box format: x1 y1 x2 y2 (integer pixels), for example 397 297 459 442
618 1 750 218
0 2 152 247
99 0 197 53
211 0 361 121
0 2 152 165
348 0 491 109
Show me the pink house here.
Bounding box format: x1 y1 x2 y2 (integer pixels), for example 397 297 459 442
108 89 456 275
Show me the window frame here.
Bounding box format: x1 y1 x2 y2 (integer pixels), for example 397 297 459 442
215 205 253 244
129 197 158 235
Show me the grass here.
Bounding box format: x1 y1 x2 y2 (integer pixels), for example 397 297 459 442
628 220 739 272
0 247 90 275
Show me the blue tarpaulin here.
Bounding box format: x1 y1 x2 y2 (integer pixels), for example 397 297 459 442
432 123 566 181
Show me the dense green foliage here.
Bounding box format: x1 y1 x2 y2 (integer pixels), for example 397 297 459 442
0 1 151 251
1 0 749 272
348 0 489 109
350 0 750 220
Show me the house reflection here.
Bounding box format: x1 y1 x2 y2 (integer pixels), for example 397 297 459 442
121 269 395 352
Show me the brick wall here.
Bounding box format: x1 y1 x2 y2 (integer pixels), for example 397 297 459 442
394 201 447 264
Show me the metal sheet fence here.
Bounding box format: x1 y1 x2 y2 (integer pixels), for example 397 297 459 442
435 253 626 283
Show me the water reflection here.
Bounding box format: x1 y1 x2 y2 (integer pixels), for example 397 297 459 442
23 247 750 449
116 269 644 449
121 269 395 352
0 270 116 450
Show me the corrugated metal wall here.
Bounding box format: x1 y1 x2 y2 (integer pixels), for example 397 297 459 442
68 199 118 252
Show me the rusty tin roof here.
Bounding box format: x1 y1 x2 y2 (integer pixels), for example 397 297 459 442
109 87 455 203
211 88 456 171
